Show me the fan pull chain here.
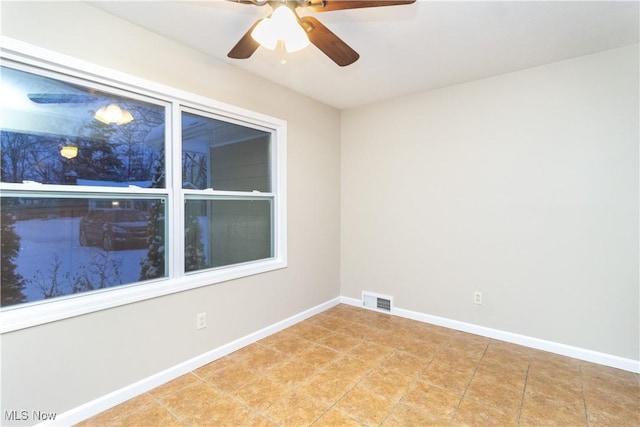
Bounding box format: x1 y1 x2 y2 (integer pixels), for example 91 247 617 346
278 40 287 64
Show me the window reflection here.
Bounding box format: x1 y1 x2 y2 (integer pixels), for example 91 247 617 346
0 196 167 308
185 199 273 271
182 112 271 192
0 66 166 187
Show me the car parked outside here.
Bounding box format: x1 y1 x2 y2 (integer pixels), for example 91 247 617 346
79 209 149 251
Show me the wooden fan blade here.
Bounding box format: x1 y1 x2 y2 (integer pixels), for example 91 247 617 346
309 0 415 12
300 16 359 66
228 20 261 59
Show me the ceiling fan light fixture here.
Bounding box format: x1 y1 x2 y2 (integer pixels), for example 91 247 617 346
60 144 78 160
94 103 134 125
251 5 310 53
251 17 278 50
281 21 310 53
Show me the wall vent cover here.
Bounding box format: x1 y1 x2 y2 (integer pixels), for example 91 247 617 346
362 292 393 312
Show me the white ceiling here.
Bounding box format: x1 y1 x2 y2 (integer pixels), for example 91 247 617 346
88 0 639 110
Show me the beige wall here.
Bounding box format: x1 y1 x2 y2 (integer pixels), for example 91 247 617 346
341 45 639 360
2 0 638 422
0 1 341 420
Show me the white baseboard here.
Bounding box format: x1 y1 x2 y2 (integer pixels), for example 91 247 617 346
340 296 640 373
43 297 341 427
43 295 638 426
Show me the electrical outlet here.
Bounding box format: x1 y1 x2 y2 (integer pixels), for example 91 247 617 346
474 291 482 305
196 312 207 330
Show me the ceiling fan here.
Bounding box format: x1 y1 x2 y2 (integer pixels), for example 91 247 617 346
227 0 416 66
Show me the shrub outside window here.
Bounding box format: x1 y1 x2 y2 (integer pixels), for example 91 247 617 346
0 39 286 331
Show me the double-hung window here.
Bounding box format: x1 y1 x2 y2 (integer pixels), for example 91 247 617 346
0 39 286 332
181 109 275 272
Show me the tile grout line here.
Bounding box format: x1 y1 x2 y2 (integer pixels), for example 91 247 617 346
448 340 490 425
94 392 160 427
579 363 591 427
298 315 439 426
310 342 398 426
516 359 531 427
147 391 189 426
255 324 382 426
379 351 438 427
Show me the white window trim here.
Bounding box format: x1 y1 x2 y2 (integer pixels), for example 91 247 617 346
0 37 287 333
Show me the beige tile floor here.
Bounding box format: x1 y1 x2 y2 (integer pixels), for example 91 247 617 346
78 304 639 426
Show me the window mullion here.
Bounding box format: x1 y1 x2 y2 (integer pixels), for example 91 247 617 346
171 102 185 278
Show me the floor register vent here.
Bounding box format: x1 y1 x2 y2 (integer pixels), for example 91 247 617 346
362 292 393 313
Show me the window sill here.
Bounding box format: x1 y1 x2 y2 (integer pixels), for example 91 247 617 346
0 258 286 334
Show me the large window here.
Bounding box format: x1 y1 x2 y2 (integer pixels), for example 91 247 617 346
0 40 286 331
1 195 167 305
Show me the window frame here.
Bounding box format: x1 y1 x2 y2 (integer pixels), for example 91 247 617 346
0 37 287 333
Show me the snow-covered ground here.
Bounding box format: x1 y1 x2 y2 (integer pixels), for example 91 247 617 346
14 217 146 302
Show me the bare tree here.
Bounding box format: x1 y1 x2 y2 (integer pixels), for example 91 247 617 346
31 254 67 299
1 132 33 183
30 251 124 299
